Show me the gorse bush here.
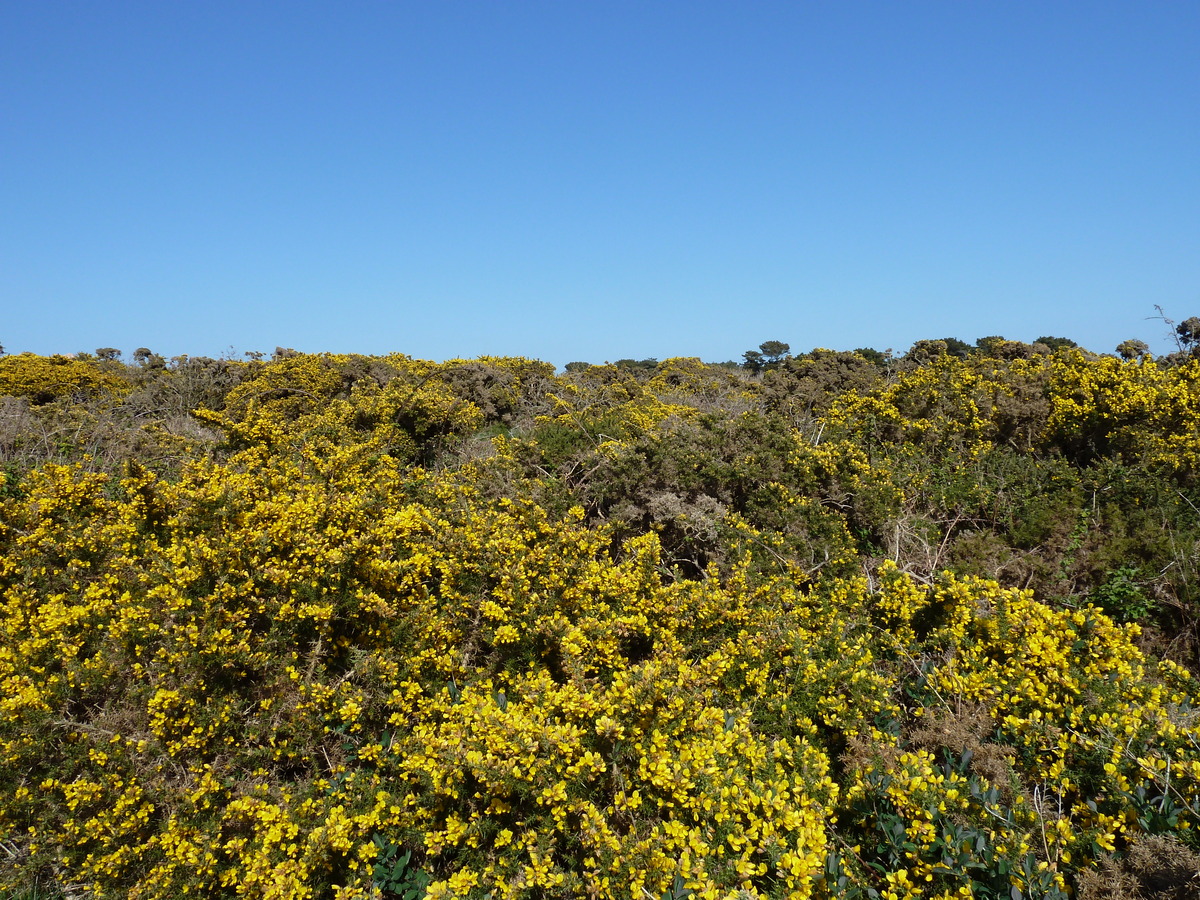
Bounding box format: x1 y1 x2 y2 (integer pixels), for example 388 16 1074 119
2 344 1200 898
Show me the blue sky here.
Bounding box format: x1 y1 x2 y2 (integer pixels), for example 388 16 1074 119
2 2 1198 365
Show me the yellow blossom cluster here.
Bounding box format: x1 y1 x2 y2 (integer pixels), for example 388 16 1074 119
0 353 134 404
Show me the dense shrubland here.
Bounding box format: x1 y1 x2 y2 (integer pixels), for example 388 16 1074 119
2 336 1200 899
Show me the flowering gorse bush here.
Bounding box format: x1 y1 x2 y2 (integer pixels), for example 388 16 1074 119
2 346 1200 898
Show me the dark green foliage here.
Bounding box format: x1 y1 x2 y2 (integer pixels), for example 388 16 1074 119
742 340 791 373
659 875 694 899
613 357 659 371
1091 566 1154 623
133 347 166 369
758 340 791 360
1115 339 1149 360
1177 317 1200 347
371 835 431 899
853 347 890 366
741 350 765 372
1035 336 1078 351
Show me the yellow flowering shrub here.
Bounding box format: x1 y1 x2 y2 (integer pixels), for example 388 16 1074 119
1045 352 1200 476
2 348 1200 899
0 353 134 405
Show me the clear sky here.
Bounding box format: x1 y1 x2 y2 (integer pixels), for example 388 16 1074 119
3 2 1198 366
